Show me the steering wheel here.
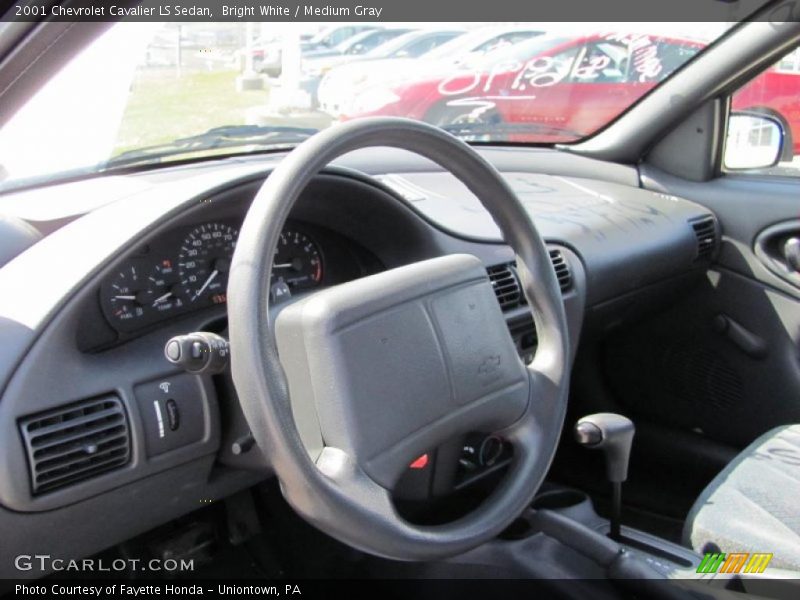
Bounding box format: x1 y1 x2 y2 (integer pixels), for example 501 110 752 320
228 117 570 560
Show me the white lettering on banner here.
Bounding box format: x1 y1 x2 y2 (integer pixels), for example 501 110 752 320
355 5 383 17
302 5 382 18
304 5 349 16
259 5 290 16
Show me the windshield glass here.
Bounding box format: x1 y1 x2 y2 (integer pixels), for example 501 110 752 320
0 22 734 191
363 30 463 59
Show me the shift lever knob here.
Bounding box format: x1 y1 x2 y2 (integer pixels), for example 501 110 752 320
574 413 635 483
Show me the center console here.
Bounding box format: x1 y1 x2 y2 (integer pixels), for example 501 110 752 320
521 485 699 577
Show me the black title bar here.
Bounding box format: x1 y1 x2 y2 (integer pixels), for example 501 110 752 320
4 0 800 22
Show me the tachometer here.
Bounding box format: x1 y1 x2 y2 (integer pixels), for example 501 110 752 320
177 222 238 305
272 230 323 289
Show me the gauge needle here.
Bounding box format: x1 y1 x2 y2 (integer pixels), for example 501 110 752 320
193 269 219 301
152 292 173 306
273 263 293 268
114 295 137 300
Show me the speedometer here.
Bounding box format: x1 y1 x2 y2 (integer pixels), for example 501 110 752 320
272 230 323 289
177 222 238 305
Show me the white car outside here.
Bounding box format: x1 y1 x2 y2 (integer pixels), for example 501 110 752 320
318 26 544 117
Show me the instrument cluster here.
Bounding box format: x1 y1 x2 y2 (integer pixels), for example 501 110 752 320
100 220 323 332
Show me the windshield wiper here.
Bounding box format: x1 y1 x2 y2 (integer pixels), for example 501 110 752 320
440 121 583 141
106 125 319 169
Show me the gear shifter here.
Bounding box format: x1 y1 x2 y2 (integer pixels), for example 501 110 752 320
574 413 635 541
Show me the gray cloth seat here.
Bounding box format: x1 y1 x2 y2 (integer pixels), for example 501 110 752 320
683 424 800 572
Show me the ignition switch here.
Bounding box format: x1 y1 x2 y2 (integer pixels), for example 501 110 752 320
164 331 230 374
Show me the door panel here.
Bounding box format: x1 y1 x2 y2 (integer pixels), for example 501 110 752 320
603 266 800 446
636 166 800 445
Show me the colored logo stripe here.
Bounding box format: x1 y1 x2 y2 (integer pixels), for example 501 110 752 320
720 553 749 573
744 553 773 574
696 552 773 574
697 553 726 573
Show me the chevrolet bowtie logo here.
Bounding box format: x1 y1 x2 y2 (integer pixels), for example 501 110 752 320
478 355 501 375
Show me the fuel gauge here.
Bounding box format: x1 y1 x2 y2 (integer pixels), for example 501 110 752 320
103 262 153 325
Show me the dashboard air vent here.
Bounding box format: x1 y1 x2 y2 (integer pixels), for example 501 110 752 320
19 395 130 495
549 248 573 291
487 249 572 311
487 263 522 310
691 216 717 260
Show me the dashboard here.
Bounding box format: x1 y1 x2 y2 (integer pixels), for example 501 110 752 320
0 146 718 577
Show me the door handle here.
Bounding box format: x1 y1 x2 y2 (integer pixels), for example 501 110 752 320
784 237 800 272
754 221 800 289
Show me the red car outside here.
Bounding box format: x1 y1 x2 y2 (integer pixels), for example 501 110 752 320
343 33 800 156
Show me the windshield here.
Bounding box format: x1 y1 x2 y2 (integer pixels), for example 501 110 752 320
363 30 464 60
0 22 734 192
472 36 573 68
332 30 376 53
309 27 344 46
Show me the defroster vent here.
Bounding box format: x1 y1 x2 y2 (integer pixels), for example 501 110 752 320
19 395 130 495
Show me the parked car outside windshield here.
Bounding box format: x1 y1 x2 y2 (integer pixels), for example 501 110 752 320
251 25 377 77
339 32 706 141
317 27 541 118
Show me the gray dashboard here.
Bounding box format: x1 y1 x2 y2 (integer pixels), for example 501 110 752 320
0 145 716 577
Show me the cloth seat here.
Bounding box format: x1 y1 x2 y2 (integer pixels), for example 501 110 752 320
683 424 800 572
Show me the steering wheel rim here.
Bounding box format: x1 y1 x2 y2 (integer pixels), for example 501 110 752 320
228 117 570 560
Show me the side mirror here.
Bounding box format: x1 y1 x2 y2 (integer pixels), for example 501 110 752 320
724 112 784 170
